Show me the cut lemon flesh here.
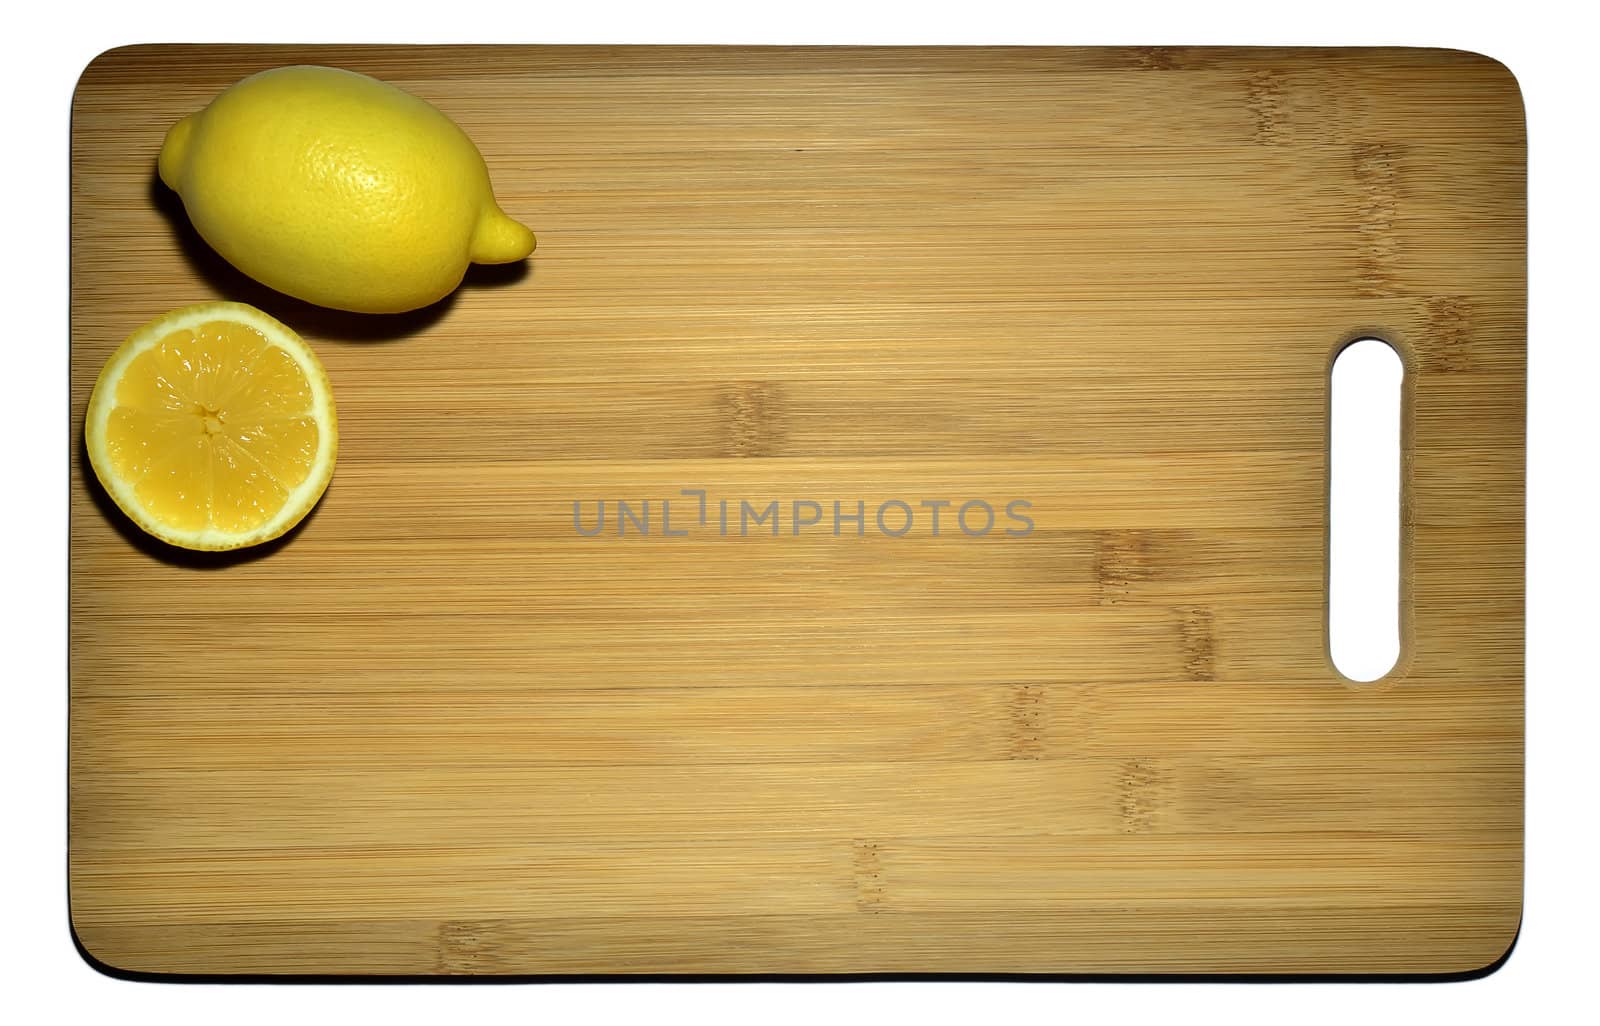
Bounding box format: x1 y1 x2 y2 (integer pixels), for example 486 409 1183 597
84 302 337 551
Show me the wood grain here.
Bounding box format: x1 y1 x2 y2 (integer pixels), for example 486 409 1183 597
69 45 1524 976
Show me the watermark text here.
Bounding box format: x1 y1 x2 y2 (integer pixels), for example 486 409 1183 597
572 489 1034 539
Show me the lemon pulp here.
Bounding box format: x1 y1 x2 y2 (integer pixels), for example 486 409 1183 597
86 303 337 550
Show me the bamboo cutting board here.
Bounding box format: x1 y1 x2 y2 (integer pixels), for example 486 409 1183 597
69 45 1525 978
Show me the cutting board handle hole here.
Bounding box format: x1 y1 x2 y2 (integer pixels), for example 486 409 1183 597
1328 337 1403 682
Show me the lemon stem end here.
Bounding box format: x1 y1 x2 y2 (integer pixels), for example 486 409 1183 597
157 115 195 191
469 209 536 264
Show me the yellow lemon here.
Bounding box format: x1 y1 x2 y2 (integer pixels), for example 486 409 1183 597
158 65 535 314
85 302 338 551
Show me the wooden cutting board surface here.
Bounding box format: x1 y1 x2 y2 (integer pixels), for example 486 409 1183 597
68 45 1525 978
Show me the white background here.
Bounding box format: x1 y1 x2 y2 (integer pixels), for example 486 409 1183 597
8 1 1594 1021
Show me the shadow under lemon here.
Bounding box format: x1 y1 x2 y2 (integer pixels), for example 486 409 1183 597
146 168 532 344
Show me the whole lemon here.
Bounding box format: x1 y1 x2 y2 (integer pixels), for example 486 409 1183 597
158 65 535 314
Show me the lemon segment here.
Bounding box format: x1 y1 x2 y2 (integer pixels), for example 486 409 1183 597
85 303 338 551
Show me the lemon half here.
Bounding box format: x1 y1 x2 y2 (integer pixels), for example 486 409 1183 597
84 302 338 551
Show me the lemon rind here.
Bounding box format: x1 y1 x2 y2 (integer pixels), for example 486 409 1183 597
85 301 338 552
